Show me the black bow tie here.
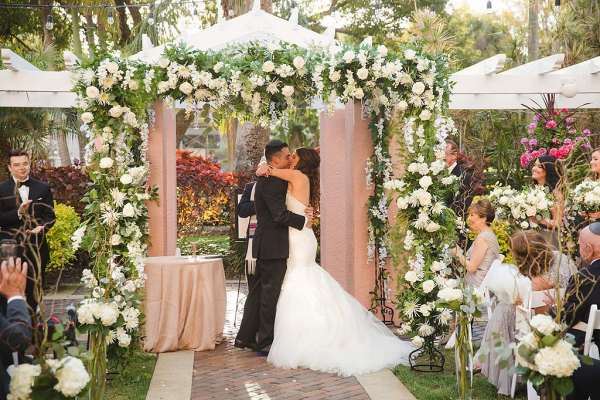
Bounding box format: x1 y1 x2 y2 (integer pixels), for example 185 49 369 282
17 180 30 187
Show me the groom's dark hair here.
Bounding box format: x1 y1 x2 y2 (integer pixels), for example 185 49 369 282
264 140 288 161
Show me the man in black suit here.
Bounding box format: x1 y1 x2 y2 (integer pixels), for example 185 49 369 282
0 257 33 398
444 139 474 247
0 149 55 314
235 141 309 356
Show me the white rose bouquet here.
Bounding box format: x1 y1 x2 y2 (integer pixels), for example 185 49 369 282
515 314 581 398
8 356 90 400
511 186 555 229
487 185 518 221
571 180 600 213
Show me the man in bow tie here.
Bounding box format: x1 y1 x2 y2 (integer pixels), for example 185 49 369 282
0 149 55 315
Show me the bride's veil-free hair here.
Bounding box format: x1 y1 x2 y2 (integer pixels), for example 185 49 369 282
293 147 320 207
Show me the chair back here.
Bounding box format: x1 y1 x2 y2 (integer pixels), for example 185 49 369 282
583 304 600 358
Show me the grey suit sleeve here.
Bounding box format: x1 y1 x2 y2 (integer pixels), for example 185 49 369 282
0 299 32 353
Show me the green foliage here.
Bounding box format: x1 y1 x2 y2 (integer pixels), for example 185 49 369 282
46 203 80 273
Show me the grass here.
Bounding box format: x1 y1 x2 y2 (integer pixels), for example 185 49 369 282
177 235 229 256
393 349 527 400
104 352 157 400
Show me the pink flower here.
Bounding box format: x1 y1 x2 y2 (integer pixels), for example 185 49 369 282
529 123 537 129
553 110 559 115
583 144 592 149
520 154 531 167
566 117 574 123
529 139 538 147
533 115 540 121
539 148 547 155
584 129 591 136
576 136 583 141
546 120 557 128
560 108 569 113
521 138 529 145
564 138 572 145
549 148 559 157
553 138 560 144
569 129 577 134
528 129 535 135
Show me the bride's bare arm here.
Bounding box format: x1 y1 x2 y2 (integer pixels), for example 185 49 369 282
267 168 305 185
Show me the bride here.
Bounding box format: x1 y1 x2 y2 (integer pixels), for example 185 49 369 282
260 147 414 376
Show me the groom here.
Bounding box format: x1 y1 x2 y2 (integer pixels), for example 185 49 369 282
235 140 310 356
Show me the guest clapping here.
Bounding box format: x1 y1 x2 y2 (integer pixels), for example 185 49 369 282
451 199 500 288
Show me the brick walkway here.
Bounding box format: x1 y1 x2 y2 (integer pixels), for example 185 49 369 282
191 280 371 400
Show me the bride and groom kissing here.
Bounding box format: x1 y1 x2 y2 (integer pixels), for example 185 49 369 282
235 140 414 376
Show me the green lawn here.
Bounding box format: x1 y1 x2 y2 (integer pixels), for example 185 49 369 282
394 349 527 400
105 352 157 400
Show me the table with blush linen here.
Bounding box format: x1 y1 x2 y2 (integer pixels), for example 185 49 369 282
143 256 226 353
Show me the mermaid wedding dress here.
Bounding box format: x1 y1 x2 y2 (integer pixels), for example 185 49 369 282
267 192 414 376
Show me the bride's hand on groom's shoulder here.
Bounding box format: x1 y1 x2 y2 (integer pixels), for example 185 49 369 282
304 206 314 219
256 161 270 176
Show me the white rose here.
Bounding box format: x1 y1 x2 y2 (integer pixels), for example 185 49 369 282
397 100 408 112
129 80 139 90
354 88 364 99
412 82 426 95
357 68 369 80
377 45 388 56
405 270 419 284
520 221 530 229
419 110 432 120
293 56 305 69
213 61 224 72
122 203 135 218
441 176 454 185
179 82 193 95
431 261 445 272
81 112 94 124
262 61 275 73
110 234 121 245
438 287 463 302
397 197 409 209
158 58 170 69
419 304 431 316
53 357 91 397
120 174 133 185
422 280 435 293
282 85 295 97
419 176 433 190
329 70 341 82
425 221 440 232
404 49 417 60
109 106 123 118
86 86 100 99
412 336 424 347
106 61 119 74
343 50 356 63
99 157 113 169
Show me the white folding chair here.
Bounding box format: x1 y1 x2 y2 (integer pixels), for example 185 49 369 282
583 304 600 359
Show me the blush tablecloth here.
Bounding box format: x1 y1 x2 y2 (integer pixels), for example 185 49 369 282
143 256 226 353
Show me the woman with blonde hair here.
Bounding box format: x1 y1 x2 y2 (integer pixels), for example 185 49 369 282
452 198 501 288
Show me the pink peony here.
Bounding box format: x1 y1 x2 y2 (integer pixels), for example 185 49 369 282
546 120 558 128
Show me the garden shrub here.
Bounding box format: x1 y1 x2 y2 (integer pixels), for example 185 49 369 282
31 163 91 214
46 202 80 272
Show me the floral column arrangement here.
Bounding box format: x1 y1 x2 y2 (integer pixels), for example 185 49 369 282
72 49 159 399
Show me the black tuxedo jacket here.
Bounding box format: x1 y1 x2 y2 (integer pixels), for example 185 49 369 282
238 182 256 219
0 298 32 398
0 178 55 264
252 176 305 260
448 164 474 220
562 259 600 349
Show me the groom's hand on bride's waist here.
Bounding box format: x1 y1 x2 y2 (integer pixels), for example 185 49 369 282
305 206 314 219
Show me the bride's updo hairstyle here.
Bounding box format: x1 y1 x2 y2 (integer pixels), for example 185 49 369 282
294 147 320 207
510 229 555 278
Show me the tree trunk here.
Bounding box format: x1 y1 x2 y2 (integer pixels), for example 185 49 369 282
114 0 132 47
175 110 194 149
0 137 11 182
56 132 71 166
85 14 96 48
128 3 142 25
235 121 269 173
71 9 82 57
40 2 52 48
78 136 88 165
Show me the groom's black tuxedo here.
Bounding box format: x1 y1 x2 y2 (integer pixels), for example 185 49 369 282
236 175 305 352
0 177 55 312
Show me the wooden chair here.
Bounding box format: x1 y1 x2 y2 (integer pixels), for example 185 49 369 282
583 304 600 359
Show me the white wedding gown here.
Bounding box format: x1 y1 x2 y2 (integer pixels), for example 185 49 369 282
267 192 415 376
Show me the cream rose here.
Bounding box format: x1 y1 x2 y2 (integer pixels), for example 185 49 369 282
99 157 113 169
293 56 305 69
282 85 295 97
86 86 100 99
109 106 123 118
81 112 94 124
122 203 135 218
343 50 356 63
158 58 170 69
179 82 193 95
422 280 435 293
412 82 426 95
262 61 275 73
377 45 388 56
419 110 432 120
120 174 133 185
354 88 364 99
404 49 417 60
356 68 369 80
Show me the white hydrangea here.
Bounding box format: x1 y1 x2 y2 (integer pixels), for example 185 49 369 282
98 302 120 326
534 340 580 377
51 357 91 397
8 364 41 400
530 314 561 336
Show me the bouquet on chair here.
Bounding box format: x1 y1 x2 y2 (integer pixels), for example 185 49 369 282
514 314 580 399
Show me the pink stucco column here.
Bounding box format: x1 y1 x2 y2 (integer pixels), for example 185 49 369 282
320 102 374 308
146 100 177 257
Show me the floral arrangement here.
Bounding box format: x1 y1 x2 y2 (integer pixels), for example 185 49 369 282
487 185 554 229
520 95 590 167
515 314 580 398
8 356 90 400
571 180 600 213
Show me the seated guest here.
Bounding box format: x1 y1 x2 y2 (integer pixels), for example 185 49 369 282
451 198 500 288
510 230 575 314
547 222 600 352
0 257 32 398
